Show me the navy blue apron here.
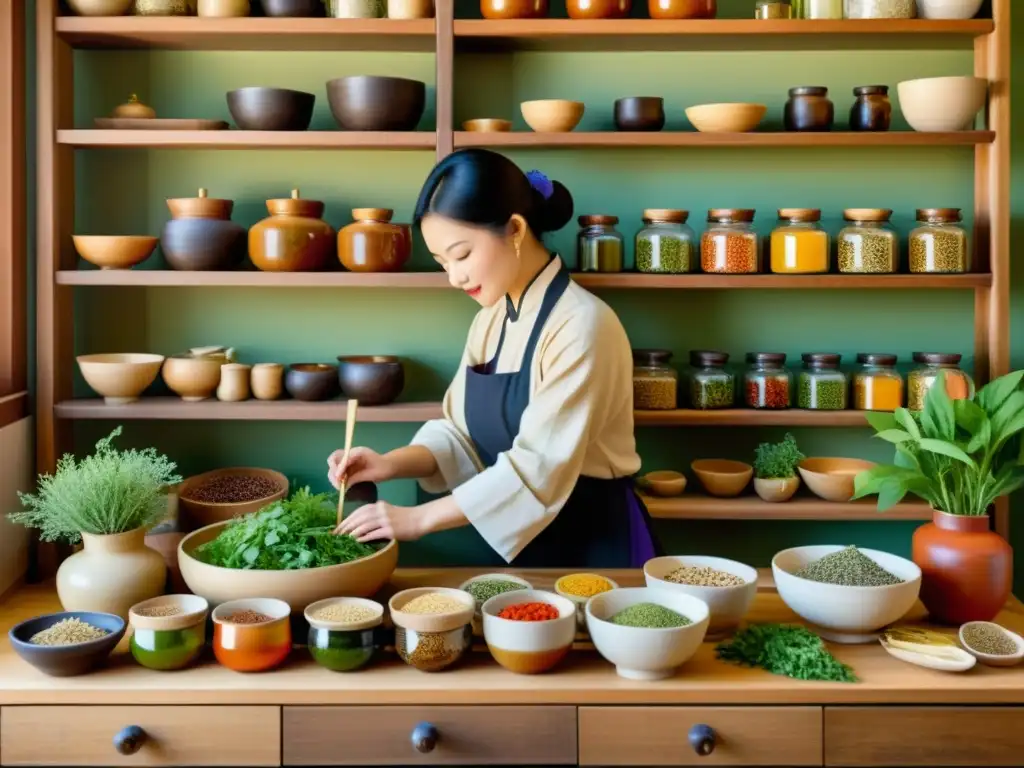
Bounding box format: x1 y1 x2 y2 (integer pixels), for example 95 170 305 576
462 262 662 568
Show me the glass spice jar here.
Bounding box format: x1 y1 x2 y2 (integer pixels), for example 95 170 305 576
745 352 791 410
701 209 760 274
794 0 842 17
633 349 678 410
837 208 898 274
849 85 892 132
798 353 848 410
908 352 972 411
844 0 915 17
577 215 624 273
852 353 904 411
769 208 830 274
755 0 791 18
909 208 969 274
635 209 695 274
688 350 735 410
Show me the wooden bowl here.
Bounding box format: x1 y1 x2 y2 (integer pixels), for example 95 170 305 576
639 470 686 497
798 457 876 502
176 467 289 532
462 118 512 132
162 355 223 402
685 103 767 133
66 0 134 14
520 100 585 133
326 76 426 131
226 87 315 131
336 355 404 406
73 235 158 270
691 459 753 498
76 353 165 404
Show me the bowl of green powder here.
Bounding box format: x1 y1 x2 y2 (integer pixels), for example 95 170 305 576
585 587 709 680
772 545 921 645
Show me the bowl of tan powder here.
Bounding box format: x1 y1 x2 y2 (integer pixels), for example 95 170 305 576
644 555 757 639
304 597 385 672
389 588 475 672
9 611 126 677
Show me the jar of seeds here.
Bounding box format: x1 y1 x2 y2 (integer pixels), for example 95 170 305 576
635 209 695 274
844 0 915 18
577 215 624 273
633 349 678 410
909 208 969 274
701 209 760 274
744 352 791 410
837 208 898 274
853 353 903 411
688 350 735 410
798 353 848 410
908 352 972 411
794 0 842 18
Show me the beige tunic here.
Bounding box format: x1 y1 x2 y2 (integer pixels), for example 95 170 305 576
411 256 641 562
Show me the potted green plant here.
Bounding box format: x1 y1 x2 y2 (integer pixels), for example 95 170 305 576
11 426 181 620
852 370 1024 624
753 433 805 503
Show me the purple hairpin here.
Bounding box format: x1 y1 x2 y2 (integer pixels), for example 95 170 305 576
526 169 554 200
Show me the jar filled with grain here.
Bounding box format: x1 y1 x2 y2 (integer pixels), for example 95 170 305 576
577 215 624 273
770 208 829 274
755 0 792 17
798 353 848 410
853 353 903 411
701 209 760 274
844 0 915 18
909 208 969 274
635 209 695 274
908 352 973 411
794 0 842 17
837 209 898 274
688 350 735 410
744 352 791 410
633 349 678 410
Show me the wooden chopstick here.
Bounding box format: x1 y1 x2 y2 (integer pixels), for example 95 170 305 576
334 398 358 532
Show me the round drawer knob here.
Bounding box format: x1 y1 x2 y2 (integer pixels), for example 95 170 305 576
688 724 715 756
410 722 438 753
113 725 147 756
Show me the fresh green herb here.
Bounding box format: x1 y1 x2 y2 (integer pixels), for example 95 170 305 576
11 426 181 544
753 433 805 480
716 623 857 683
192 487 380 570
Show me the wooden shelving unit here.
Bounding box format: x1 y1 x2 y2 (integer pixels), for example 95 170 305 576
57 130 438 150
641 494 932 522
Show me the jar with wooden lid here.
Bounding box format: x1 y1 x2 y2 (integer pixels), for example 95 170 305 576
633 349 677 410
689 350 734 410
794 0 841 17
635 209 695 274
338 208 412 273
648 0 716 19
700 209 760 274
849 85 892 132
798 353 848 410
844 0 915 18
161 188 246 271
908 352 972 411
249 188 335 272
784 87 834 132
909 208 969 274
837 209 898 274
853 353 903 411
745 352 791 410
567 0 630 19
578 215 624 273
480 0 547 18
769 208 829 274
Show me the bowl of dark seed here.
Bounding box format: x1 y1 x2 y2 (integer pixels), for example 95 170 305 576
458 573 532 635
9 611 126 677
176 467 289 531
773 545 921 644
644 555 757 639
959 621 1024 667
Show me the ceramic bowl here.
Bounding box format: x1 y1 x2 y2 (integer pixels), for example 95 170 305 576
915 0 983 18
66 0 134 13
73 235 158 270
521 100 585 132
198 0 251 14
459 573 532 635
9 612 126 677
639 470 686 497
326 76 427 131
336 355 405 406
897 76 987 132
754 476 800 503
958 621 1024 667
76 353 165 405
798 457 876 503
162 354 224 402
614 97 665 132
691 459 753 498
226 87 315 131
772 545 922 644
462 118 512 132
389 587 476 633
554 573 618 632
685 103 767 133
260 0 324 14
481 589 576 674
644 555 757 639
586 587 709 680
128 594 209 671
285 363 340 402
176 467 289 532
211 598 292 672
305 597 385 672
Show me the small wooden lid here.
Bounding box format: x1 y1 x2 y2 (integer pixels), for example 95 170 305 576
916 207 962 223
777 208 821 222
267 188 325 218
166 187 234 219
352 208 394 222
579 214 619 226
843 208 892 222
708 208 755 223
642 209 688 223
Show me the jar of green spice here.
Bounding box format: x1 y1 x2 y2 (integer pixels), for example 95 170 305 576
688 350 735 410
837 208 898 274
909 208 969 274
798 353 848 410
577 215 624 273
635 209 695 274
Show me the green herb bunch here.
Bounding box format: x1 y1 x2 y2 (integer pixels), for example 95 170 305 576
11 426 181 544
716 623 857 683
753 433 805 480
853 370 1024 516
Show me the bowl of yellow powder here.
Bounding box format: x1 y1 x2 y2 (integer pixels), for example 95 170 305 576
554 573 618 632
9 611 126 677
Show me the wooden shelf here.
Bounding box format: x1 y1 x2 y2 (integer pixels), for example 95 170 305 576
58 130 437 150
632 409 872 427
642 494 931 521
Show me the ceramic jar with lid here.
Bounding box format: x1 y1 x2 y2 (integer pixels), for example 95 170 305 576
338 208 412 273
577 216 624 273
112 94 156 119
635 209 695 274
844 0 915 18
797 353 848 411
566 0 630 19
700 209 760 274
161 188 246 271
480 0 548 18
633 349 677 410
784 87 834 132
648 0 715 19
908 352 972 411
849 85 892 132
249 189 335 272
909 208 969 274
837 209 898 274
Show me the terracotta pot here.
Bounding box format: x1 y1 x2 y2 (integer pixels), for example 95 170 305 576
338 208 412 273
566 0 629 18
912 510 1013 625
249 189 335 272
57 528 167 621
161 188 246 271
480 0 547 20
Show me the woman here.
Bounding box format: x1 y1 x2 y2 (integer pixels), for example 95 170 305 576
328 148 660 568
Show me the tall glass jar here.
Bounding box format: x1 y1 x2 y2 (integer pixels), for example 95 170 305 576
909 208 969 274
794 0 842 17
633 349 678 410
744 352 791 410
852 353 903 411
837 208 898 274
688 350 734 410
770 208 830 274
908 352 973 411
635 209 696 274
798 353 848 410
844 0 915 18
700 209 760 274
577 215 624 273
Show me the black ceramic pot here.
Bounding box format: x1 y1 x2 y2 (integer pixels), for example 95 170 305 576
614 97 665 132
161 218 246 271
260 0 324 14
285 364 341 402
227 87 316 131
849 85 892 132
337 355 405 406
326 76 426 132
784 86 834 132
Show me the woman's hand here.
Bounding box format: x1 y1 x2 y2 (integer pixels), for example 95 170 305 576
336 501 424 543
326 447 395 489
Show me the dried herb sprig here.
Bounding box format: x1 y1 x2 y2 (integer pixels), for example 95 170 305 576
716 623 858 683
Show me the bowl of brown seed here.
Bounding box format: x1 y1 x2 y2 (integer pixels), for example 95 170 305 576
644 555 757 639
176 467 289 532
9 611 126 677
959 621 1024 667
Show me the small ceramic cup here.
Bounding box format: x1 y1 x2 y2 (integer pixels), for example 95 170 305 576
251 363 284 401
211 598 291 673
129 594 210 671
304 597 385 672
217 363 251 402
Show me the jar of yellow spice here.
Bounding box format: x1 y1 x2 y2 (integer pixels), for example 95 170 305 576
555 573 617 633
852 353 903 411
770 208 829 274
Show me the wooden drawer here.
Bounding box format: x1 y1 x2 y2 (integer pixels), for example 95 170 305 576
578 706 822 766
0 705 281 767
825 706 1024 766
283 705 577 765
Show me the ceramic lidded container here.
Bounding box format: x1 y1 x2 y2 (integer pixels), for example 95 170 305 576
161 188 246 271
249 188 335 272
566 0 630 18
338 208 412 273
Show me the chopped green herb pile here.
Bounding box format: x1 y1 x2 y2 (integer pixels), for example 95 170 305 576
192 487 380 570
715 623 858 683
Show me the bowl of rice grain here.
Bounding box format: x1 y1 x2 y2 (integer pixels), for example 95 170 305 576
9 611 126 677
304 597 385 672
389 588 476 672
644 555 757 639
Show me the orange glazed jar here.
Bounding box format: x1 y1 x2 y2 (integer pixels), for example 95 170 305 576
338 208 412 273
480 0 548 18
648 0 715 19
248 188 335 272
566 0 629 17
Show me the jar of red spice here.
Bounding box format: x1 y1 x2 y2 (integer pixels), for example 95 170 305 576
744 352 791 409
701 209 760 274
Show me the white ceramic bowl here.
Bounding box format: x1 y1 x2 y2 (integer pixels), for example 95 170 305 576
772 545 922 644
554 573 619 633
585 587 709 680
644 555 757 638
897 76 987 132
915 0 983 19
481 589 576 674
959 621 1024 667
458 572 532 635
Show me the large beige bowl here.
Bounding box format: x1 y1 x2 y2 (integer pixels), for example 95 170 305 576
685 103 766 133
178 521 398 611
162 355 223 402
798 457 876 503
897 76 987 132
691 459 753 498
77 353 165 404
73 235 158 270
520 100 585 132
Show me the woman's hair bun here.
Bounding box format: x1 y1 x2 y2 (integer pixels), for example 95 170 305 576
529 180 574 234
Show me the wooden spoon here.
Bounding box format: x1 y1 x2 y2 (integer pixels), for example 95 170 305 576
334 398 358 532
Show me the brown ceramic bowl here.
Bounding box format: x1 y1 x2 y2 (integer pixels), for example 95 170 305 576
336 356 405 406
326 76 426 132
614 97 665 132
285 363 340 402
462 118 512 132
176 467 290 532
260 0 324 14
226 87 315 131
73 235 158 269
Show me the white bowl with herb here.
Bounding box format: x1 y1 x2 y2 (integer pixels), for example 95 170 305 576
772 545 921 644
458 573 532 635
585 587 709 680
959 621 1024 667
644 555 757 639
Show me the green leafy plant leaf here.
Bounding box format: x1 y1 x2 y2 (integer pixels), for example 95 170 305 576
894 408 922 440
864 411 899 433
876 477 909 512
917 438 976 467
920 372 956 442
977 370 1024 415
874 429 913 444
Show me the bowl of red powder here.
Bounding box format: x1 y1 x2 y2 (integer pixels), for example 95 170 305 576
481 589 576 675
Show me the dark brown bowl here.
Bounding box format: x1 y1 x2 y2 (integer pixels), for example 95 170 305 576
226 87 315 132
260 0 324 14
337 355 405 406
614 97 665 132
326 76 426 132
285 363 340 402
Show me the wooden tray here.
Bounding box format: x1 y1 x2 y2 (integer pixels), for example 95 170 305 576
93 118 230 130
